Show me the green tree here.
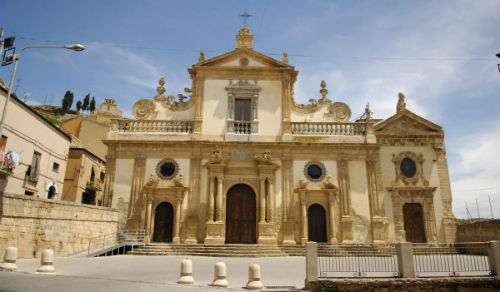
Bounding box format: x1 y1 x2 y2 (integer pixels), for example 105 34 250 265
82 94 90 111
89 97 96 112
76 100 82 112
61 90 74 113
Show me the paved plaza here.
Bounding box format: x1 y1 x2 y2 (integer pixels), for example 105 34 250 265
0 255 305 292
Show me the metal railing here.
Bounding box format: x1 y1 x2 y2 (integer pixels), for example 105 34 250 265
318 244 398 278
87 229 145 256
413 242 491 277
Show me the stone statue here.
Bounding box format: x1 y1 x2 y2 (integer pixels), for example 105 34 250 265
198 50 205 63
298 179 309 189
209 146 225 164
254 149 273 165
282 52 288 64
263 149 272 161
365 103 371 120
173 174 185 187
323 175 337 189
397 92 406 113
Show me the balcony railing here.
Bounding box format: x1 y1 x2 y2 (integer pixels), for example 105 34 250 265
115 120 194 134
87 179 103 191
291 122 366 136
233 121 252 134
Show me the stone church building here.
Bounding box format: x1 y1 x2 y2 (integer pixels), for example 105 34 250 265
102 28 457 245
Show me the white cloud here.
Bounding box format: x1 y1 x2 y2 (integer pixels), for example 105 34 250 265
450 123 500 218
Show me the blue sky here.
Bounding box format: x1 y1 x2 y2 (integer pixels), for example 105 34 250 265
1 0 499 218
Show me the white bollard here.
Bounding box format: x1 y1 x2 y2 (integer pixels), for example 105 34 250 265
246 263 263 290
0 247 18 271
211 262 228 287
177 258 194 284
37 249 55 273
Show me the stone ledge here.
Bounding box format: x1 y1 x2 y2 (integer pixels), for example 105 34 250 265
306 277 500 292
1 193 118 212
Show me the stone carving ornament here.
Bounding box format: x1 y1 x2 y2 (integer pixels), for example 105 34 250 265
132 99 156 120
327 102 352 122
392 152 428 186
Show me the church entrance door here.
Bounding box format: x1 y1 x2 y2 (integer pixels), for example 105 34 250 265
153 202 174 243
225 184 256 244
403 203 426 243
308 204 327 243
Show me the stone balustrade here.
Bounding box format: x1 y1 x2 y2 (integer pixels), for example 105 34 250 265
114 120 194 134
291 122 366 136
233 121 252 134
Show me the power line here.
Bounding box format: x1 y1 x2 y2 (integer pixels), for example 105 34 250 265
452 186 500 192
7 33 493 62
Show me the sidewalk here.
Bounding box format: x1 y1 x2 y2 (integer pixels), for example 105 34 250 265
0 255 306 292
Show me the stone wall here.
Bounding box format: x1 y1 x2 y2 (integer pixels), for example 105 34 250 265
0 193 119 259
455 219 500 242
307 278 500 292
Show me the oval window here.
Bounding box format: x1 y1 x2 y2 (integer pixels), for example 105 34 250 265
400 158 416 178
304 161 326 182
156 159 179 180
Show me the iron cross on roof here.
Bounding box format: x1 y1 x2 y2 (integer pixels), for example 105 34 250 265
239 9 253 27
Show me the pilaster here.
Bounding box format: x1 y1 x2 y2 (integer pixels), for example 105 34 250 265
337 159 353 242
126 154 146 229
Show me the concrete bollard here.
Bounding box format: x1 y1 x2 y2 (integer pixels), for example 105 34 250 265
177 258 194 284
0 247 18 271
211 262 228 287
246 263 263 290
37 249 55 273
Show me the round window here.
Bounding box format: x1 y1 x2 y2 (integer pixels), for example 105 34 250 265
156 159 179 180
304 161 326 182
400 158 416 178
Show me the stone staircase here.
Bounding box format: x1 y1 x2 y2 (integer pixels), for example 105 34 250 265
127 243 394 257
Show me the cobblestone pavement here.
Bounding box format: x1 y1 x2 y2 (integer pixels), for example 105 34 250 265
0 255 306 292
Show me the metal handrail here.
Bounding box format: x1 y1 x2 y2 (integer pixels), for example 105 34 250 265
87 229 145 256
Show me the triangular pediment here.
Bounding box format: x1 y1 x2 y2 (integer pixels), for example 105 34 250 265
374 109 443 135
198 48 292 69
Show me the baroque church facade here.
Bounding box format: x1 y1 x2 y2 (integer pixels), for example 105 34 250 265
102 28 457 245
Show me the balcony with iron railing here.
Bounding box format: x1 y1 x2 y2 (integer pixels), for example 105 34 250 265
86 179 103 191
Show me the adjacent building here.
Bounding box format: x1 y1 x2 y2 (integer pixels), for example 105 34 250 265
102 28 457 245
0 79 71 199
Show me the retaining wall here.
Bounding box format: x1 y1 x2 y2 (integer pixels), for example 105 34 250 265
456 219 500 242
0 193 119 258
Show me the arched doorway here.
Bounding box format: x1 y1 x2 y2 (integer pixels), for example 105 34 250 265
308 204 327 243
225 184 256 244
153 202 174 242
47 186 56 199
403 203 426 243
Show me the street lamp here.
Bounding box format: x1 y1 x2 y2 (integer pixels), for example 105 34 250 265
0 44 85 138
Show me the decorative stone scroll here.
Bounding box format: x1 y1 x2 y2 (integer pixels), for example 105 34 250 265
326 102 351 122
132 99 156 120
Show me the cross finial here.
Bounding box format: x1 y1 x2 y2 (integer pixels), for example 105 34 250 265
239 8 253 27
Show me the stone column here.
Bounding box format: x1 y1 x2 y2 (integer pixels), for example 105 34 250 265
434 146 457 242
102 151 116 207
337 159 353 242
193 75 204 137
268 178 275 223
366 158 388 243
207 176 215 223
144 195 153 243
259 178 266 223
281 154 296 245
300 192 308 245
215 176 223 222
328 191 337 243
173 191 182 243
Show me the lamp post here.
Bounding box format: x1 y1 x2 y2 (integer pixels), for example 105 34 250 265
0 44 85 138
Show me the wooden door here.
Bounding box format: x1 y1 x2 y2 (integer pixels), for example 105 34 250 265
308 204 327 243
153 202 174 242
225 184 256 244
403 203 426 243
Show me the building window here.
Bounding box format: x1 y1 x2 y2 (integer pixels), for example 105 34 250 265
52 162 60 172
226 80 261 135
400 158 416 178
47 186 56 199
24 190 34 196
26 151 41 184
304 161 326 182
156 158 179 180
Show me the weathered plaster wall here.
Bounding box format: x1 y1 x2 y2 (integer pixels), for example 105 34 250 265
0 193 118 259
349 160 371 243
111 158 133 229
